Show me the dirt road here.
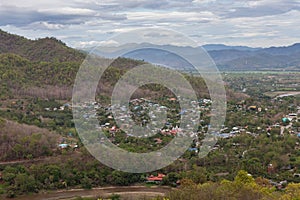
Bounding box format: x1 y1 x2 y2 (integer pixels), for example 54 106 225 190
2 186 172 200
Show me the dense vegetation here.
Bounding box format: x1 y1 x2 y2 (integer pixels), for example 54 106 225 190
159 170 300 200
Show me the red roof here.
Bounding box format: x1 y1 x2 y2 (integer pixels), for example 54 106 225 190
147 174 165 181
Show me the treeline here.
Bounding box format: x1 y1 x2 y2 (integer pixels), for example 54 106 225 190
0 156 142 198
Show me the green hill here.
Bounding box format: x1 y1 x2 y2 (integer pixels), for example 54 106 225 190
0 29 215 101
0 29 85 62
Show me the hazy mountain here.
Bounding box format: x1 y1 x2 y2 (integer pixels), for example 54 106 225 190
88 42 300 71
211 43 300 71
202 44 261 51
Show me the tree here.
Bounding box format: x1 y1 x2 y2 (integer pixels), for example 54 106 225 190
280 183 300 200
81 176 92 189
14 173 37 193
234 170 255 186
180 165 208 184
162 172 179 186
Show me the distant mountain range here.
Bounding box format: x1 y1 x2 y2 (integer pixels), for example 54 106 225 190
1 29 300 71
86 42 300 71
202 44 262 52
207 43 300 71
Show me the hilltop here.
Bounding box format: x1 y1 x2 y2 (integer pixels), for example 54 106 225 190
0 29 85 62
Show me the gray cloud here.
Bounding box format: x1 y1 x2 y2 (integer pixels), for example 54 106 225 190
2 0 299 28
223 0 300 18
92 0 193 11
0 4 127 27
97 13 127 21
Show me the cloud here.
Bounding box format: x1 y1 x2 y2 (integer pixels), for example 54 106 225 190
0 3 127 27
26 21 66 30
0 0 299 48
39 7 96 15
78 39 119 48
223 0 300 18
0 5 88 26
95 13 127 21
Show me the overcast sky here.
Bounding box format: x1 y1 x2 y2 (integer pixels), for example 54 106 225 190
1 0 300 48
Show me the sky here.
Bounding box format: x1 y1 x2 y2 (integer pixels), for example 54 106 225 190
0 0 300 48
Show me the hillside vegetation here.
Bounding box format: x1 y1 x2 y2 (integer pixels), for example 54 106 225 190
0 118 60 161
0 29 214 101
0 30 85 63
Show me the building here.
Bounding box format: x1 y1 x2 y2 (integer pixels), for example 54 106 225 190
146 174 165 183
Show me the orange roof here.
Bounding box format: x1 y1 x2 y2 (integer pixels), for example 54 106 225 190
147 173 165 181
169 98 177 101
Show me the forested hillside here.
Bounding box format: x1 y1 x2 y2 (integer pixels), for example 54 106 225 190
0 29 213 101
0 29 85 63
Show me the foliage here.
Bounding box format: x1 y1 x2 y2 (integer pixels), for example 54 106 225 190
165 170 280 200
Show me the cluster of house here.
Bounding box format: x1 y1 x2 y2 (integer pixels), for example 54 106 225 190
52 98 299 156
97 97 212 135
160 126 182 136
75 98 259 155
280 106 300 136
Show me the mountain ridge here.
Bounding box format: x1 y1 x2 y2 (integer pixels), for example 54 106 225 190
1 29 300 71
0 29 85 63
87 42 300 71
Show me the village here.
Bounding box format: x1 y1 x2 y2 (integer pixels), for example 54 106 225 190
37 94 298 190
53 96 300 151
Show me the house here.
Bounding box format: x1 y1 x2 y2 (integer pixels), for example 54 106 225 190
248 106 257 111
232 127 239 131
188 148 198 153
282 117 290 123
294 173 300 178
58 144 69 149
170 128 178 136
146 174 165 183
64 103 71 107
110 126 117 133
217 133 232 139
154 138 163 144
289 113 297 118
